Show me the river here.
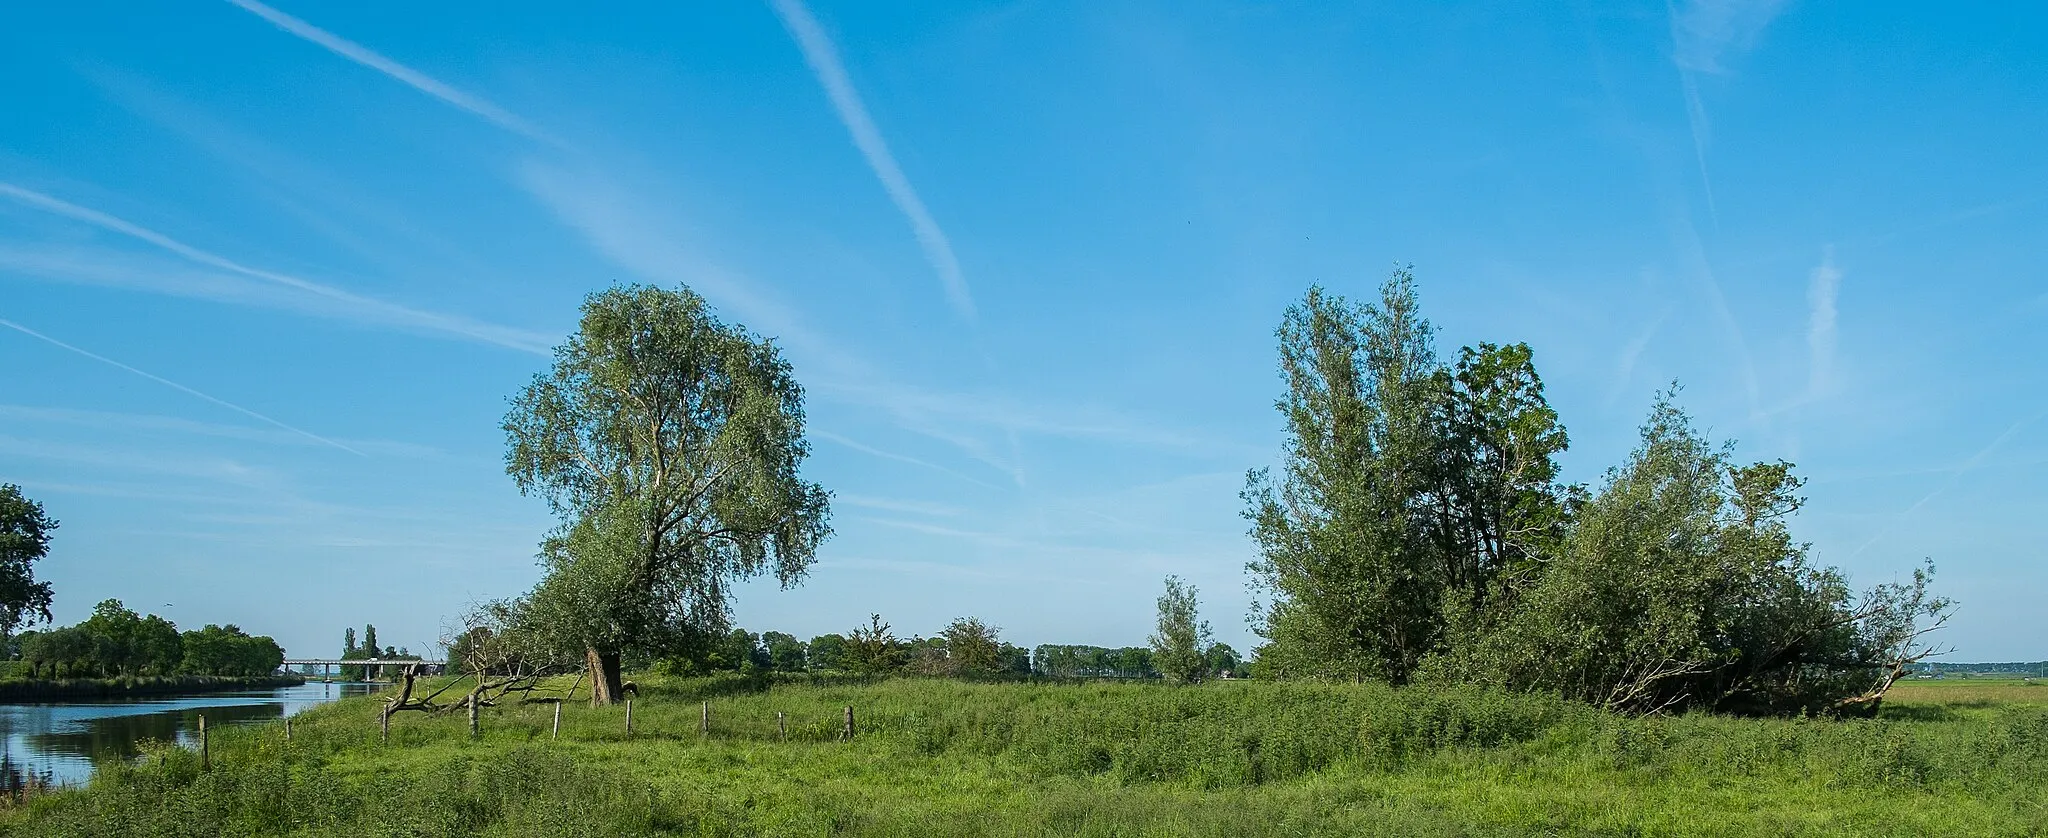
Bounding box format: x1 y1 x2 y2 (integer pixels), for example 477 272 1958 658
0 681 384 788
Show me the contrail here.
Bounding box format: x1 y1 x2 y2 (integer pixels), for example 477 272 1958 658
1805 246 1840 400
1849 407 2048 558
0 182 551 354
768 0 978 320
0 318 366 457
222 0 558 146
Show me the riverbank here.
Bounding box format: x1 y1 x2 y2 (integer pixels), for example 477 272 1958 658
0 674 305 702
7 674 2046 836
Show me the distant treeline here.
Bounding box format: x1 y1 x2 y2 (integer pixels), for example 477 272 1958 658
5 599 284 679
449 614 1240 681
1920 662 2048 677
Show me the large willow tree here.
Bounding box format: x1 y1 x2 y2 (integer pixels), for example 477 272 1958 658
505 285 831 705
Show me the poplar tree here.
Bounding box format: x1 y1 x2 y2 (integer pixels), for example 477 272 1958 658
1149 576 1211 683
1244 270 1445 682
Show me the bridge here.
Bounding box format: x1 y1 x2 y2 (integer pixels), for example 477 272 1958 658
280 658 447 677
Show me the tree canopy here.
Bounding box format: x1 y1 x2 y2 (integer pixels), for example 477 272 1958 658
15 600 282 678
502 284 832 704
1149 576 1212 683
1245 270 1950 715
0 484 57 639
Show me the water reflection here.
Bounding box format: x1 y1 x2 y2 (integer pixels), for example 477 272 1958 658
0 681 383 787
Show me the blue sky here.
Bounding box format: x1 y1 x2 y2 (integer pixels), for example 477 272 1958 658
1 1 2042 662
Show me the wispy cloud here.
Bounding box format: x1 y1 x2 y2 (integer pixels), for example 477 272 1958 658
1666 0 1787 219
0 318 364 456
0 183 553 353
768 0 977 320
813 430 1004 490
0 435 287 488
513 161 818 352
1849 407 2048 557
220 0 557 146
835 493 965 518
515 161 1232 471
78 66 503 284
1605 302 1676 411
1664 205 1764 423
224 3 1214 482
0 403 442 459
1806 246 1841 400
1669 0 1787 74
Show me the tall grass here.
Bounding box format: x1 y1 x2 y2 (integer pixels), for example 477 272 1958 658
8 675 2046 837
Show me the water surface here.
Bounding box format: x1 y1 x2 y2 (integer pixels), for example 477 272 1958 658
1 681 383 787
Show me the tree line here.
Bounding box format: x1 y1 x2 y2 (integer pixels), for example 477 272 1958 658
10 599 284 679
450 606 1246 682
452 279 1949 715
1243 270 1950 715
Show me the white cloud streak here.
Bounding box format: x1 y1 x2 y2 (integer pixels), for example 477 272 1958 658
221 0 558 146
1806 246 1841 400
0 403 442 459
1849 407 2048 558
813 430 1004 490
1669 0 1788 74
0 318 364 456
768 0 977 320
835 493 965 518
0 183 553 353
1606 303 1675 411
1666 0 1786 221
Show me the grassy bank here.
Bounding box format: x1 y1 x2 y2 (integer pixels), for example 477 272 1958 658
0 674 306 702
6 675 2045 836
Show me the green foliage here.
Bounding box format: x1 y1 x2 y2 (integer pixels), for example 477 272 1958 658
1148 576 1211 683
1441 394 1953 715
843 614 904 674
1245 273 1447 682
178 623 284 677
761 631 807 672
0 483 57 638
940 617 1002 675
1031 645 1159 679
1246 272 1950 716
805 633 847 671
14 602 281 679
1203 643 1241 677
13 677 2045 836
500 284 833 699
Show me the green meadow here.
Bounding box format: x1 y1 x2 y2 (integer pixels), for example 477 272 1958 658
8 674 2046 837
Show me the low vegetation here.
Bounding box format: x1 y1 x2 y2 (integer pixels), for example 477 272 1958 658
8 675 2045 836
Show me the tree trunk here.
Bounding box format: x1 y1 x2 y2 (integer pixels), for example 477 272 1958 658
586 647 624 707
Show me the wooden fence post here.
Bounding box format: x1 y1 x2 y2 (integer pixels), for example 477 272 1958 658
284 717 292 741
625 698 634 737
552 702 562 741
467 694 479 740
700 701 709 737
777 711 787 741
841 705 854 741
379 703 390 744
198 714 210 770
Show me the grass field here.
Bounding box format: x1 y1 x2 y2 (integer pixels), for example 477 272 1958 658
6 674 2046 837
